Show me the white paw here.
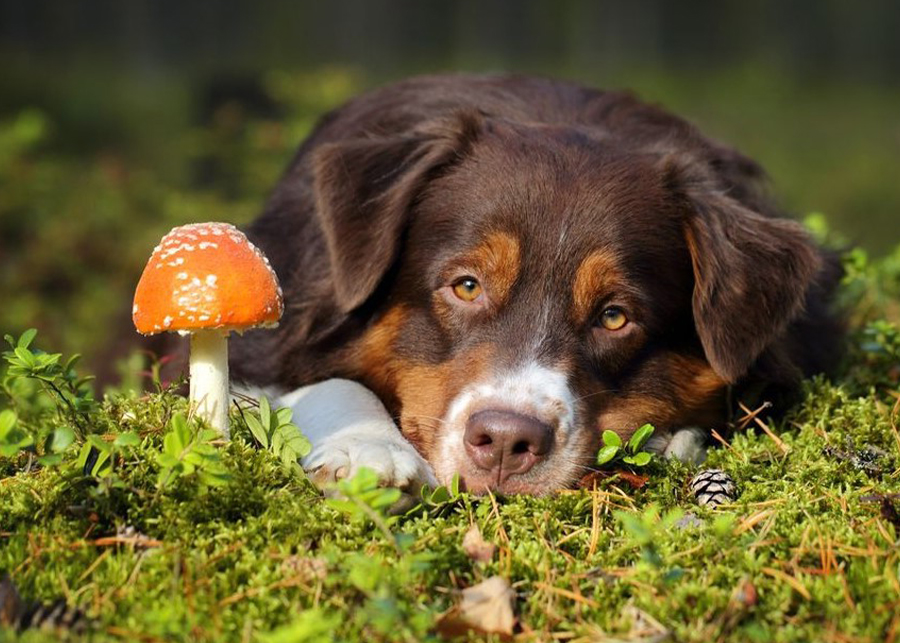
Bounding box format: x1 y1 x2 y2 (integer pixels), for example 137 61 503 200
646 427 708 465
303 433 438 493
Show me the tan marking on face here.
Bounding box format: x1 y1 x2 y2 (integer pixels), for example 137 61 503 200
354 303 497 459
392 345 496 460
572 250 624 323
458 231 521 306
593 354 727 441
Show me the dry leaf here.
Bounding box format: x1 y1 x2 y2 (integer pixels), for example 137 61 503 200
462 524 496 563
578 469 649 490
437 576 515 639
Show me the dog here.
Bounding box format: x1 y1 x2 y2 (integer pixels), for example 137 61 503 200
228 73 843 496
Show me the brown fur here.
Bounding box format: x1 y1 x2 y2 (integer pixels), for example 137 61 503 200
571 250 625 324
225 73 844 492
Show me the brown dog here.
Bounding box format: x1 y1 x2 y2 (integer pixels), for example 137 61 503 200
229 74 843 495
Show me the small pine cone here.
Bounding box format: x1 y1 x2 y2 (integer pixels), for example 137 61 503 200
690 469 737 507
1 575 88 635
22 599 88 634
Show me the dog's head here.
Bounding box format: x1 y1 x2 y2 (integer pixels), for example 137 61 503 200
310 109 822 494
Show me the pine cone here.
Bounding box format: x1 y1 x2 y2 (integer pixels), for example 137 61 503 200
0 574 88 634
690 469 737 507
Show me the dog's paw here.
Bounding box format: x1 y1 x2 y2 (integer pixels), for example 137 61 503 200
645 427 708 465
303 433 438 495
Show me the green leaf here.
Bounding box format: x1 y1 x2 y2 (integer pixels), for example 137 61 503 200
259 396 272 432
623 452 652 467
602 430 622 448
156 453 180 469
627 424 655 453
450 473 461 497
428 485 450 504
199 470 231 486
596 445 619 466
13 347 36 368
37 453 63 467
36 353 61 368
284 431 311 458
114 431 141 447
632 452 652 466
18 328 37 349
49 426 76 452
0 410 16 438
164 430 185 457
245 414 269 448
275 407 293 425
87 449 111 477
174 415 192 448
86 434 112 453
0 444 22 457
64 353 82 372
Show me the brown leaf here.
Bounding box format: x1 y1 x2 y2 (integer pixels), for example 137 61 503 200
578 469 649 490
462 525 496 563
437 576 515 639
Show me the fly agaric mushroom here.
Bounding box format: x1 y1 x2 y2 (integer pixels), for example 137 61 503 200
133 222 283 438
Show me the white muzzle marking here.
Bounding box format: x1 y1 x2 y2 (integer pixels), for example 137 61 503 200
433 361 581 486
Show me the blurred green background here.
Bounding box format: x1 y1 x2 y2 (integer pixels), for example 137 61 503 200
1 0 899 382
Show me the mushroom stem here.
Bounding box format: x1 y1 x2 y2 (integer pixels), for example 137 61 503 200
189 329 230 438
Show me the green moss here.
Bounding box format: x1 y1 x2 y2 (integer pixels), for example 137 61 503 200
2 330 900 643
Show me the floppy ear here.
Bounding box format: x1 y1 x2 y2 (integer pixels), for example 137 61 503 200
679 173 822 383
312 112 481 313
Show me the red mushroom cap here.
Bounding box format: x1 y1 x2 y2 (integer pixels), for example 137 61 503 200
133 222 284 335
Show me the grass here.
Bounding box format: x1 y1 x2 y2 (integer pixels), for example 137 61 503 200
1 243 900 643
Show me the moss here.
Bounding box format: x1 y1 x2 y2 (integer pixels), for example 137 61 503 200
2 246 900 642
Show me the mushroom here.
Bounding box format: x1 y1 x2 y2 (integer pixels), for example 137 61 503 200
132 222 283 438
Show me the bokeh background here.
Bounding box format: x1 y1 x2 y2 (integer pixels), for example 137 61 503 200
1 0 899 382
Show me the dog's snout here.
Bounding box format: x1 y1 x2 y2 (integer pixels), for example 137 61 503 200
463 410 554 482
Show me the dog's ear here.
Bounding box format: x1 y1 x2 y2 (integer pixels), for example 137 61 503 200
312 112 482 313
672 162 822 383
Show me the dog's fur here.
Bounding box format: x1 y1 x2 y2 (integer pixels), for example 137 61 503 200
229 74 843 495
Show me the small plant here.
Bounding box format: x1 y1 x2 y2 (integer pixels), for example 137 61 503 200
75 430 140 480
156 412 230 490
326 467 412 553
2 329 97 437
859 319 900 359
242 396 311 475
413 474 462 516
615 504 685 583
0 409 32 458
596 424 655 468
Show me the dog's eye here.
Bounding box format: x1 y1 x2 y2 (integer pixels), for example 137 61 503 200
598 307 628 331
452 277 483 303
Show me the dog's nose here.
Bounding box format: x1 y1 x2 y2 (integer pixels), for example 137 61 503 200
464 410 554 482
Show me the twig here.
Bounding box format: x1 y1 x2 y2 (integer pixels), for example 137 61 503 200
739 401 789 455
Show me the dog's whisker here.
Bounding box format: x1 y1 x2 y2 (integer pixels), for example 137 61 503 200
571 389 620 403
